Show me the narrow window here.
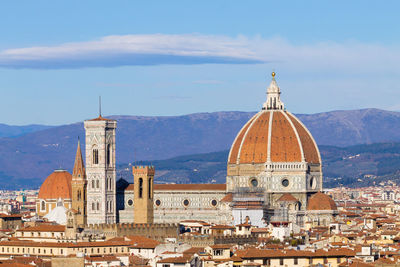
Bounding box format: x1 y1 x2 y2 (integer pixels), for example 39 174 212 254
139 178 143 198
93 149 99 165
294 258 298 265
106 144 111 166
92 202 95 211
96 180 99 188
91 180 95 189
148 178 152 199
97 202 100 210
280 258 284 265
41 201 45 211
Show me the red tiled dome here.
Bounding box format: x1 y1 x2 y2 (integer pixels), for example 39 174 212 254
228 110 320 164
307 192 337 211
38 170 72 200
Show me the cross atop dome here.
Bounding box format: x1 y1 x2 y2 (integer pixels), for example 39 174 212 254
263 72 285 110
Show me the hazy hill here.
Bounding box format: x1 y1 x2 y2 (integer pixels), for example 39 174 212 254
1 108 400 189
0 124 53 138
120 142 400 188
296 109 400 146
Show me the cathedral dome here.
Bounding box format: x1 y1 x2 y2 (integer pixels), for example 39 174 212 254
307 192 337 211
38 170 72 200
228 74 320 165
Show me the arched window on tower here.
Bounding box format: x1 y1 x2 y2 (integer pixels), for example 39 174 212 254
96 202 100 211
139 178 143 198
148 178 152 199
96 180 99 188
91 180 95 189
106 144 111 166
92 148 99 165
77 190 81 201
92 202 95 211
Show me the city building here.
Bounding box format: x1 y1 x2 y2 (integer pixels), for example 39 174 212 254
35 73 337 231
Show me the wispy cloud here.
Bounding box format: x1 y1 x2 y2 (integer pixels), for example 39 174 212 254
0 34 263 69
0 34 399 73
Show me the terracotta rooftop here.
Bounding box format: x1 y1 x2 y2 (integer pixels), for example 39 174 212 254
307 192 337 211
210 224 235 230
240 248 355 259
87 115 114 121
38 170 72 200
17 224 65 232
0 239 150 248
277 193 298 202
220 193 233 202
86 255 119 262
157 256 192 264
228 110 320 164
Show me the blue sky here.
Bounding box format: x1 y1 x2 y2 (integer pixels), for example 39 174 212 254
1 0 400 125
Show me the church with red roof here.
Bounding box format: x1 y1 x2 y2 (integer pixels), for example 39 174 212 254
36 73 337 230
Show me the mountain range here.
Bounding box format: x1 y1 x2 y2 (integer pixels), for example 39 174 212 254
119 142 400 188
1 108 400 189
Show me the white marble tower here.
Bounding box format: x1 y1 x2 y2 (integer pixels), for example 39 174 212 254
84 115 117 224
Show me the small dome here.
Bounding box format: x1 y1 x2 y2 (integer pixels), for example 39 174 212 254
307 192 337 211
38 170 72 200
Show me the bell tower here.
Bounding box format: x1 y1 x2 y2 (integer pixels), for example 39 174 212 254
84 114 117 224
71 139 87 226
133 166 154 224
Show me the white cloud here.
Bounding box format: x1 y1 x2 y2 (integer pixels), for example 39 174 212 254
0 34 262 69
0 34 399 73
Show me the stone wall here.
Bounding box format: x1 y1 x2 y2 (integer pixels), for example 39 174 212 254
84 223 179 241
118 189 231 224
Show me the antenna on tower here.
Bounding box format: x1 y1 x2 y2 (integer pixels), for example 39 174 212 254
99 96 102 117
